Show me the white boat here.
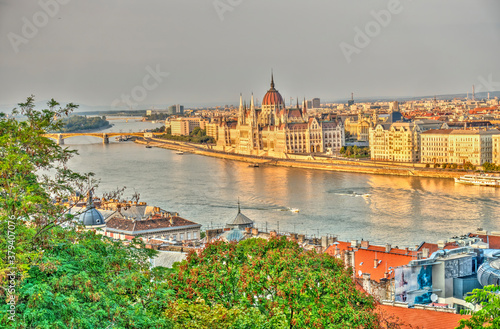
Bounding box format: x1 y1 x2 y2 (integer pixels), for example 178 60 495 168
454 174 500 187
289 208 300 213
176 151 184 155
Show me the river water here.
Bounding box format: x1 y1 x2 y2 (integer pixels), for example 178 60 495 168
64 118 500 247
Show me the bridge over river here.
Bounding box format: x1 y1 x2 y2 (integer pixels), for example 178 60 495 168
43 132 160 144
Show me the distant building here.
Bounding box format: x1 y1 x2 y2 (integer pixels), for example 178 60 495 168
167 104 184 115
170 117 206 136
312 98 320 109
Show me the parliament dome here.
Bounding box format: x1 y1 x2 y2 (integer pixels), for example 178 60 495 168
262 74 284 106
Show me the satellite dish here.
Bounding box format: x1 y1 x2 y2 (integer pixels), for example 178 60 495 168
358 270 363 276
431 294 438 302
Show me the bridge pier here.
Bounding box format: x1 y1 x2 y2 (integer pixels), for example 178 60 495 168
103 133 109 144
57 134 64 145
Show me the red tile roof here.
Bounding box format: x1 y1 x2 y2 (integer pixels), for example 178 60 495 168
106 216 200 235
325 240 461 282
376 305 470 329
470 234 500 249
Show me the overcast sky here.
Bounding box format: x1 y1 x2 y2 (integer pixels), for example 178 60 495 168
1 0 499 108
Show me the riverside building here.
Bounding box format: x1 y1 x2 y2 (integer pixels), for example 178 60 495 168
421 129 500 166
212 74 344 157
369 119 446 162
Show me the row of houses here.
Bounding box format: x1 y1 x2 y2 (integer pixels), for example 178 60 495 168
369 120 500 165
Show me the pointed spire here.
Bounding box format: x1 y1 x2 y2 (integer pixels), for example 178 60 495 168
237 198 241 214
296 97 299 109
239 93 243 109
251 93 255 110
270 70 275 89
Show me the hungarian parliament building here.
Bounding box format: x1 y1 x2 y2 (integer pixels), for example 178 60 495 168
210 75 345 157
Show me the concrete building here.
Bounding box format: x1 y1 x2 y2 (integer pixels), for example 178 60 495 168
395 248 483 310
170 117 207 136
167 104 184 115
312 98 320 109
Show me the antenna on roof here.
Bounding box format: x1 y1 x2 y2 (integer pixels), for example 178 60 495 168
237 197 240 214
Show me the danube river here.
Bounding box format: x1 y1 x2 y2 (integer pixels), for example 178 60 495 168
65 118 500 247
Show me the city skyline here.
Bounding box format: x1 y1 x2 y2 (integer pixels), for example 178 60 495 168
1 0 499 108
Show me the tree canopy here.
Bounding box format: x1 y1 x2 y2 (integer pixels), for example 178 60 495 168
53 115 110 133
167 237 380 328
457 284 500 329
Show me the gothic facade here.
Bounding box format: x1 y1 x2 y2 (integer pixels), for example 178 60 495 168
215 75 345 157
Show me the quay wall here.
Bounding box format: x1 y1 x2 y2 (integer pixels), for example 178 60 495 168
136 138 465 179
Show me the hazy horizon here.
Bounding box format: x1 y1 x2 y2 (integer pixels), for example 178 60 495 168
1 0 499 109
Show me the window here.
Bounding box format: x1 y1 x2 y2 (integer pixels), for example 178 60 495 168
180 233 184 240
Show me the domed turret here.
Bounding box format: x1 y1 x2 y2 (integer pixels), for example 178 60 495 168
80 189 105 228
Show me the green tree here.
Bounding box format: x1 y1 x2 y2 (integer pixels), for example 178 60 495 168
1 228 172 328
0 97 95 275
0 97 173 328
457 285 500 329
165 298 287 329
166 237 380 328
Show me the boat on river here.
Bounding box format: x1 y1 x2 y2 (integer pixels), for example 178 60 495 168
454 174 500 187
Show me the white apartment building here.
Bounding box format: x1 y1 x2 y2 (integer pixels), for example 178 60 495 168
170 117 208 136
448 130 500 166
492 134 500 165
421 129 453 164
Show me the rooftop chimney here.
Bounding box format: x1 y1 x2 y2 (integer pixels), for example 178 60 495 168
360 240 369 249
437 240 445 249
385 244 391 253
